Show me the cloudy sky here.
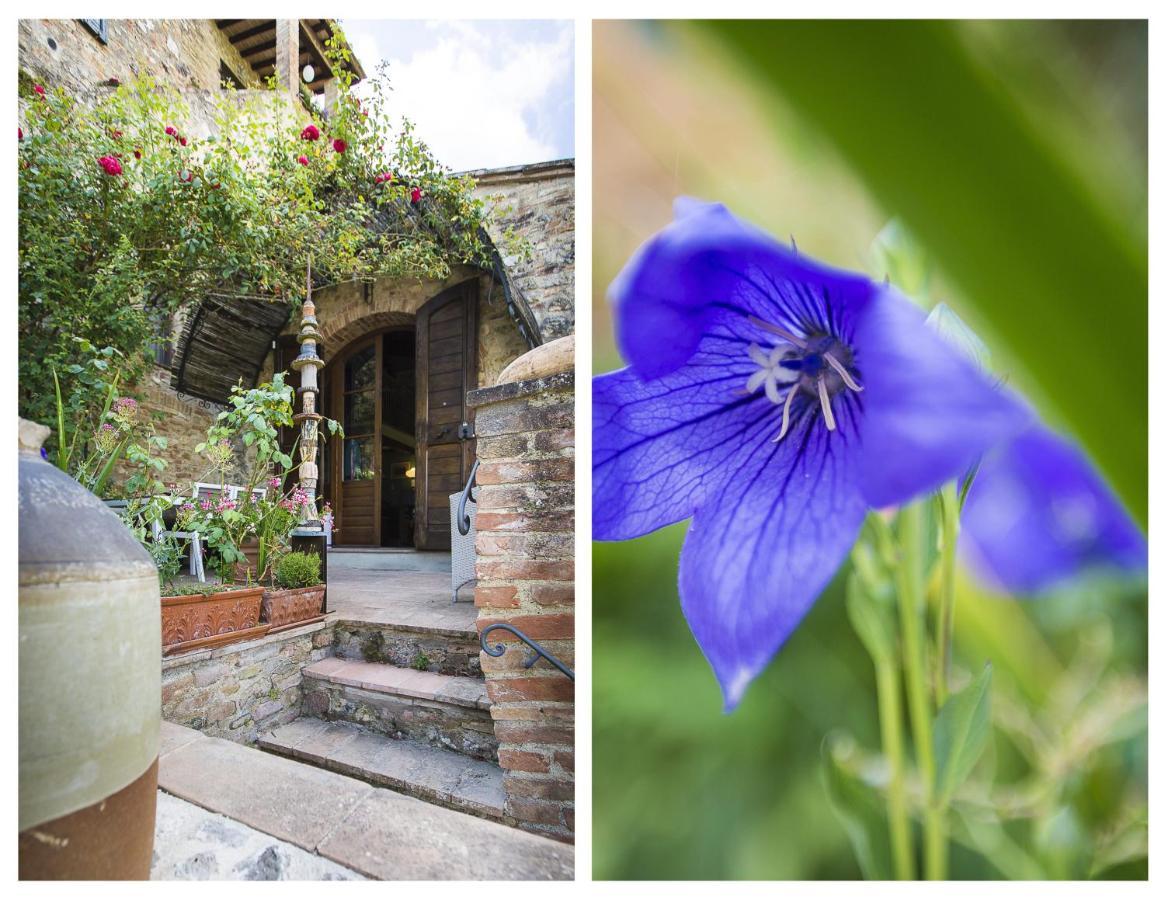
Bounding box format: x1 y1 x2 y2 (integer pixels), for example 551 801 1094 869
341 20 574 172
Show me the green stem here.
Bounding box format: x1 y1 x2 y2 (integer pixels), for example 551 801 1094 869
895 501 946 880
875 657 914 880
935 482 960 706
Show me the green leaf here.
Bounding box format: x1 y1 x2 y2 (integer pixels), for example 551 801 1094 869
845 572 895 664
822 735 892 881
933 662 992 803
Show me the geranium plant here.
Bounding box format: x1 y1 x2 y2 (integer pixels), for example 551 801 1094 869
186 373 340 583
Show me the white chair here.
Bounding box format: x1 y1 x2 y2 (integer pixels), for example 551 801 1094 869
151 517 205 583
450 484 477 604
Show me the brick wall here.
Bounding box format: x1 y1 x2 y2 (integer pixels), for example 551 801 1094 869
19 19 263 94
468 345 574 841
470 160 575 341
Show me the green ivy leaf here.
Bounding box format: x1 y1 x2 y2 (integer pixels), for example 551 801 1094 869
933 662 992 804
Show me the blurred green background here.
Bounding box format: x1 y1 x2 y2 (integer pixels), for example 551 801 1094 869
592 20 1147 880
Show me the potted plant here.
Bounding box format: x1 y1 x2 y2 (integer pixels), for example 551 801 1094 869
103 496 263 656
261 550 326 633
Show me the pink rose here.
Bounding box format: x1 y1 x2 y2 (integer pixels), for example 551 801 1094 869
410 187 423 204
375 171 393 184
297 155 309 166
33 84 45 97
301 124 320 141
97 155 122 176
165 126 177 137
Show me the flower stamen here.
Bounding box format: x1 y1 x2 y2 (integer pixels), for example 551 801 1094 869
773 388 795 442
817 378 837 431
823 351 863 392
748 316 807 349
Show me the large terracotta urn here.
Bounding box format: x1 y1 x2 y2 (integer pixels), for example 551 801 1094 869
18 419 161 879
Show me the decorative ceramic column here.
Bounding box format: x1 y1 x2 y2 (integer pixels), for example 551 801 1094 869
291 261 324 530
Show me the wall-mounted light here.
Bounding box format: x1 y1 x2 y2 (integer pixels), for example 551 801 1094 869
302 64 315 84
404 464 416 480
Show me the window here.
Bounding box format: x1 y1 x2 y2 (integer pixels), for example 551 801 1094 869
79 20 109 45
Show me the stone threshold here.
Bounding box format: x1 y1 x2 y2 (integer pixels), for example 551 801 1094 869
259 718 506 822
158 722 573 880
303 657 489 710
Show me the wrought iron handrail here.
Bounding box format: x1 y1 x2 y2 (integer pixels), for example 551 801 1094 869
480 623 574 680
456 458 480 536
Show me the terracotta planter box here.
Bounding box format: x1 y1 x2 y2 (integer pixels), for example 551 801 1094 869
261 584 327 633
161 585 267 655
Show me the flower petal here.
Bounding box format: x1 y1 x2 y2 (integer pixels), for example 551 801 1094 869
678 401 866 710
960 422 1146 594
610 199 875 380
853 286 1030 508
593 328 782 540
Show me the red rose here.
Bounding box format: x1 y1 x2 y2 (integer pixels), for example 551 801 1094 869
165 126 177 137
180 170 193 183
301 124 320 141
18 127 23 141
134 148 142 159
332 138 347 154
33 84 45 97
374 171 393 184
111 129 123 139
179 136 188 146
297 155 309 166
410 187 423 204
97 155 122 176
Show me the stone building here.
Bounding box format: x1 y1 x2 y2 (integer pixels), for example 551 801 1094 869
19 17 576 553
20 18 576 852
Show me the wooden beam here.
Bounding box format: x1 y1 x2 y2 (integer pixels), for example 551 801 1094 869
297 20 334 82
240 37 277 58
227 21 274 46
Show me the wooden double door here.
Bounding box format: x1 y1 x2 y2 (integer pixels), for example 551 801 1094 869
314 281 478 550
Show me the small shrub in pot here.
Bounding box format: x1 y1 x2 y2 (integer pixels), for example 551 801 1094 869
274 552 322 589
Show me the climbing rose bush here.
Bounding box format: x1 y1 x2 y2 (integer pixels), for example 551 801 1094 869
18 32 518 449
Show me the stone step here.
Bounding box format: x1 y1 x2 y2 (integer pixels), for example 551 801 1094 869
258 718 506 823
158 722 572 880
332 618 482 678
300 658 497 761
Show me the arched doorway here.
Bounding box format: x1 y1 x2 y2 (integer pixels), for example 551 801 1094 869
309 280 479 550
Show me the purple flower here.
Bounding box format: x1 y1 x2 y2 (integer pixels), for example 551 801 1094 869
593 200 1028 709
960 422 1146 595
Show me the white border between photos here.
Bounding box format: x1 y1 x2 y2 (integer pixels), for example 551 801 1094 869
5 2 1161 897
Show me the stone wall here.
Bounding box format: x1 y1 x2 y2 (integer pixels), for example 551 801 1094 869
467 338 575 841
470 160 576 341
161 620 332 744
19 19 263 94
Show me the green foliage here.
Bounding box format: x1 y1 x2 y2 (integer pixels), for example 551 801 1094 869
19 62 516 438
411 651 432 671
822 735 893 881
274 551 322 589
933 663 993 804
